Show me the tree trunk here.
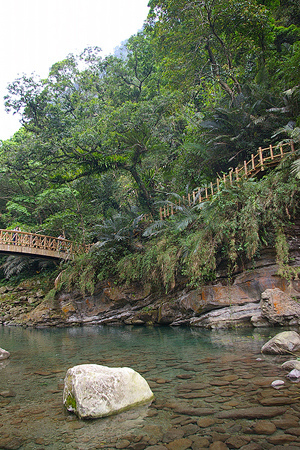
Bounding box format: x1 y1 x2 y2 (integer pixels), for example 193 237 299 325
128 166 155 216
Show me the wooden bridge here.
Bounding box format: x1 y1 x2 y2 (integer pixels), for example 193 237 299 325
159 140 298 219
0 229 88 260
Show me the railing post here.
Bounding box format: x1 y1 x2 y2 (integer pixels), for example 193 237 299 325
205 186 208 199
223 173 226 185
229 170 233 186
251 154 255 171
280 145 283 157
198 188 202 203
244 161 248 177
270 144 274 160
235 167 239 182
210 182 214 196
217 178 220 192
259 147 264 170
291 141 295 152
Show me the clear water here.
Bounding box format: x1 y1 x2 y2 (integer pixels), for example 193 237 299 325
0 325 299 449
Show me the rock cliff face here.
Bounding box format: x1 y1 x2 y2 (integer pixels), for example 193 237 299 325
2 224 300 329
25 244 300 329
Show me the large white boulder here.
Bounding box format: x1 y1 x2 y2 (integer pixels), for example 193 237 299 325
63 364 154 419
0 348 10 360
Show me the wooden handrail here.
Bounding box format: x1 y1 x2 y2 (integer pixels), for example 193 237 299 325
0 229 90 259
159 140 297 219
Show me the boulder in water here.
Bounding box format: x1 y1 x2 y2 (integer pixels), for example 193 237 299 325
63 364 154 419
261 331 300 354
0 348 10 360
281 359 300 371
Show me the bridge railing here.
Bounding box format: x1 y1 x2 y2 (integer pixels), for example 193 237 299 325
0 229 89 258
159 140 297 219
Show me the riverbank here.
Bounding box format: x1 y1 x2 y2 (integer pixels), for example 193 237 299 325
1 244 299 329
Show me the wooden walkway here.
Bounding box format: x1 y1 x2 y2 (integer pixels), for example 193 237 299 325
0 230 88 260
159 140 297 219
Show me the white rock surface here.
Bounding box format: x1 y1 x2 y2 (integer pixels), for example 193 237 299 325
271 380 285 389
286 369 300 381
0 348 10 360
63 364 154 419
281 359 300 371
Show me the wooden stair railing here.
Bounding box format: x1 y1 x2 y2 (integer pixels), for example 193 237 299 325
159 140 297 220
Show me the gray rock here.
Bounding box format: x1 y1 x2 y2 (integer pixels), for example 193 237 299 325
261 331 300 354
63 364 154 419
250 312 270 327
217 406 287 419
286 368 300 381
260 288 300 325
190 302 261 329
281 360 300 371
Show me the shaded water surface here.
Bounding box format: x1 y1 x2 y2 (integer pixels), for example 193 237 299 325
0 326 299 449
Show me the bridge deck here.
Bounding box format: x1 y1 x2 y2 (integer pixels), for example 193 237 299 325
0 230 87 260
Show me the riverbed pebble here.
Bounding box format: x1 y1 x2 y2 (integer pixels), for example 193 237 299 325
253 420 276 434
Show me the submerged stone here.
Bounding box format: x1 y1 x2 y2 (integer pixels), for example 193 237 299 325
271 379 285 389
63 364 154 419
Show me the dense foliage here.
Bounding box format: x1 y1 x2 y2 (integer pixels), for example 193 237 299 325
0 0 299 287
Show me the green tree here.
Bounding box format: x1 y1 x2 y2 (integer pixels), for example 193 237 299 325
148 0 270 103
4 38 183 215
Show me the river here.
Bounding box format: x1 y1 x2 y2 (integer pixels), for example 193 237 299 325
0 325 299 449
